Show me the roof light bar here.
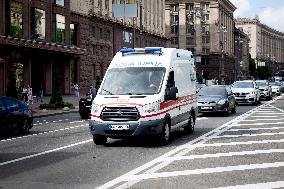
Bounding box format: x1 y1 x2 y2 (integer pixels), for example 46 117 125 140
120 48 135 55
144 47 162 54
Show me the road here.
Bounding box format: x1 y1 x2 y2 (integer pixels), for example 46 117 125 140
0 96 283 189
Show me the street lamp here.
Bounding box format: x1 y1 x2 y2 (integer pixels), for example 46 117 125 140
235 33 243 81
218 25 227 84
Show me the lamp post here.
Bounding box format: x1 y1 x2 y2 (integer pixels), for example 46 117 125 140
219 25 227 84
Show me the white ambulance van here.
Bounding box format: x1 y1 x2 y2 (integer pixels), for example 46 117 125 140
89 47 197 145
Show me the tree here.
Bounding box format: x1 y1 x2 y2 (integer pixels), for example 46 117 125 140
249 53 256 78
49 62 64 108
257 66 271 80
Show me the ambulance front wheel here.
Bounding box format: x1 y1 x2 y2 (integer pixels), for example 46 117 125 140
159 121 171 145
93 134 107 145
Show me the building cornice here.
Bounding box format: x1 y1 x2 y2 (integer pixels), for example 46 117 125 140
0 35 86 55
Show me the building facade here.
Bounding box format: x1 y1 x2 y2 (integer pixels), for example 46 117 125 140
72 0 169 93
235 17 284 78
234 27 250 80
165 0 236 84
0 0 85 97
0 0 168 97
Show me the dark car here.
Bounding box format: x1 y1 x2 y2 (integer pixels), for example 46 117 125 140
0 96 33 133
197 85 236 115
79 93 92 119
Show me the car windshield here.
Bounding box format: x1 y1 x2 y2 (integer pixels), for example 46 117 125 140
256 82 267 86
99 67 166 95
198 87 226 96
270 82 281 86
232 82 254 88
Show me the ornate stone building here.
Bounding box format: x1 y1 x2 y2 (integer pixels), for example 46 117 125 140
0 0 85 96
70 0 169 93
235 17 284 78
0 0 168 96
165 0 236 84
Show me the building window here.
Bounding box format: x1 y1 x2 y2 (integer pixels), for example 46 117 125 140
30 8 46 40
55 14 65 44
10 1 23 37
70 23 77 45
55 0 64 6
202 36 210 44
186 36 195 45
202 48 210 55
171 37 178 45
185 3 194 11
170 4 179 12
170 15 179 33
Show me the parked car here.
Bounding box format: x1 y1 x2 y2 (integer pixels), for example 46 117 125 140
231 80 261 105
270 82 282 96
255 80 272 100
79 93 92 119
0 96 33 133
197 85 236 115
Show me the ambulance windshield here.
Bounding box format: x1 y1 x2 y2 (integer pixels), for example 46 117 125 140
100 67 166 95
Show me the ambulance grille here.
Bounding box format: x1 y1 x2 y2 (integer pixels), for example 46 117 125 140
100 107 140 121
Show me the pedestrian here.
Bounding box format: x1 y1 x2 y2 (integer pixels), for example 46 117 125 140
36 84 43 103
90 84 97 101
74 83 80 98
27 85 33 105
22 85 28 102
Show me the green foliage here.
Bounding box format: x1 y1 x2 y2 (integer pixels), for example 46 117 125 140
10 24 22 37
39 102 73 110
249 54 257 78
49 62 64 108
257 66 271 80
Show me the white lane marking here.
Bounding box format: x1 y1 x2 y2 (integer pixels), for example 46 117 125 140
228 127 284 132
98 102 271 189
161 149 284 162
240 117 284 122
210 181 284 189
269 105 284 112
196 117 208 121
250 116 282 118
0 139 92 166
212 132 284 139
255 111 278 113
0 124 88 143
115 162 284 181
69 120 84 124
232 122 284 126
187 139 284 148
253 113 284 115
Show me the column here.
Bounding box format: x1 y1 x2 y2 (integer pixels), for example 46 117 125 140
23 56 31 86
45 58 52 95
64 59 71 94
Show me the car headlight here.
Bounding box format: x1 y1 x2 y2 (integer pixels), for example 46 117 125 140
143 102 160 113
91 103 99 113
217 99 226 105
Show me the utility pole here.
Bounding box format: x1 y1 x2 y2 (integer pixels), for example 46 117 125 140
139 0 143 47
219 25 227 84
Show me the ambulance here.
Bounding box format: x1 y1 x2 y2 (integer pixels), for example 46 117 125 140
89 47 197 145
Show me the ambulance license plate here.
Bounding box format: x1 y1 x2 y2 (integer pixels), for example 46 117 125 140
109 125 129 130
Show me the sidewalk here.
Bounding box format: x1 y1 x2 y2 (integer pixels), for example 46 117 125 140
30 95 80 118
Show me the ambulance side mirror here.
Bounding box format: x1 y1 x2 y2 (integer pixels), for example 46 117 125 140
166 87 178 100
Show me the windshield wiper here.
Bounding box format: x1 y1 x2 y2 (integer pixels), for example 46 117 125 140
102 89 113 95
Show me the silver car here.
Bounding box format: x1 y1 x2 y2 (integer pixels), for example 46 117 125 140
255 80 272 100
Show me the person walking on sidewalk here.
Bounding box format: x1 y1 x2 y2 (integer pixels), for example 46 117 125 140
36 84 43 103
22 85 28 102
27 85 33 105
74 83 80 98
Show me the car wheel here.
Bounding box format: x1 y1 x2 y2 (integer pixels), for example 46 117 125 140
231 104 236 114
93 135 107 145
20 119 30 134
159 121 171 145
184 115 195 134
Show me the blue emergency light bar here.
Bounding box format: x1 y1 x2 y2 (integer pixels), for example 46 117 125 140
119 47 163 56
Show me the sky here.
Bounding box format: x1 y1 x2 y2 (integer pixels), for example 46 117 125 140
230 0 284 32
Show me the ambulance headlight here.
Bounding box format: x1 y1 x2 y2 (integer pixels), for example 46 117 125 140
143 102 160 113
91 104 99 113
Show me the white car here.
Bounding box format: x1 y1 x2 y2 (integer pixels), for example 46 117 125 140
231 80 261 105
270 82 282 96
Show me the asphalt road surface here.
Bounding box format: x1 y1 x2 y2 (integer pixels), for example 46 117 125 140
0 96 283 189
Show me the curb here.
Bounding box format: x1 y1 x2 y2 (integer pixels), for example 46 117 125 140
33 109 79 118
